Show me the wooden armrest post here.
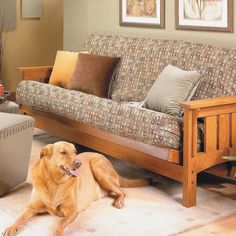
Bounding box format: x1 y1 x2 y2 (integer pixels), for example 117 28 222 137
17 66 53 83
182 108 197 207
181 95 236 207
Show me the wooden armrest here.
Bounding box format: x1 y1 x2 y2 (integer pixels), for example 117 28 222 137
17 66 53 82
17 66 53 72
180 96 236 110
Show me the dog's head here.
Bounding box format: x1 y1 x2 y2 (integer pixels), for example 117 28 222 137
40 141 81 178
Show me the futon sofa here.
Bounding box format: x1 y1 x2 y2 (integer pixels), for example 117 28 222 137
16 33 236 207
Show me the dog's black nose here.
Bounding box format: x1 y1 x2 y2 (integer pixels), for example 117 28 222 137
73 161 82 169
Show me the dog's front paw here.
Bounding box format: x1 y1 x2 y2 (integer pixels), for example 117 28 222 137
53 230 63 236
113 198 124 209
3 225 19 236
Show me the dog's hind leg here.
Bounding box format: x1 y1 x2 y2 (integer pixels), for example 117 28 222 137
90 156 125 209
108 184 125 209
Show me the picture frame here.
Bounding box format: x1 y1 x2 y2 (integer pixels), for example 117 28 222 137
119 0 165 29
175 0 233 32
22 0 43 19
0 0 16 30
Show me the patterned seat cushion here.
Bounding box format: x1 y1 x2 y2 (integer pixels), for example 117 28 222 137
85 33 236 102
16 81 184 150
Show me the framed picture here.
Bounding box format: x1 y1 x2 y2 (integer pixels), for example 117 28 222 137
175 0 233 32
22 0 43 19
119 0 165 28
0 0 16 30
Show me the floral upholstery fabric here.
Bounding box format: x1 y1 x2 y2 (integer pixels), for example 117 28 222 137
16 81 183 150
85 33 236 102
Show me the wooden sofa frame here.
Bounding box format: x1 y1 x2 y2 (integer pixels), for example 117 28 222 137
18 66 236 208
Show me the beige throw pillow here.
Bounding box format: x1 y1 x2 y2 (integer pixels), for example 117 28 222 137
143 65 201 116
49 51 88 88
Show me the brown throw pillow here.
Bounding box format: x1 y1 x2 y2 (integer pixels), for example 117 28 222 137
66 53 120 98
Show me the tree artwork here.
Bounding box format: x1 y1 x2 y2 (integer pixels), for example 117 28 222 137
184 0 223 21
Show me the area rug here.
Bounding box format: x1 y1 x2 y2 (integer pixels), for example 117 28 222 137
0 132 235 236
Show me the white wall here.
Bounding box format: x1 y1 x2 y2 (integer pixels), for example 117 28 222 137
64 0 236 51
3 0 63 91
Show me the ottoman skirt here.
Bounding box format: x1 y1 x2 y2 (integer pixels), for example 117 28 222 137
0 113 35 196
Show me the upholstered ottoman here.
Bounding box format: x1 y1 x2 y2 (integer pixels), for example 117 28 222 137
0 101 19 114
0 113 34 196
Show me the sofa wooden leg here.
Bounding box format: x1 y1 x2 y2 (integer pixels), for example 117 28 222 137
183 171 197 208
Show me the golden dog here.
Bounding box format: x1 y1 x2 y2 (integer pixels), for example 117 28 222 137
3 141 150 236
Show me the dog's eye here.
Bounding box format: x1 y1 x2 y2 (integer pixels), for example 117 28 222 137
60 151 67 155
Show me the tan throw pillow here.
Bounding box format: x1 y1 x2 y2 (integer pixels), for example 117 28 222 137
143 65 201 116
49 51 88 88
66 53 120 98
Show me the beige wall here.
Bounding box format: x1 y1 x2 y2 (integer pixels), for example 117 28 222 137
2 0 63 91
64 0 236 51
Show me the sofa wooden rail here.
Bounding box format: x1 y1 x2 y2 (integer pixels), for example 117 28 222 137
180 97 236 207
180 96 236 109
17 66 236 208
17 66 53 83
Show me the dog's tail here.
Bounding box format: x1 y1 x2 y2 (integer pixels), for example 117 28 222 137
119 176 152 188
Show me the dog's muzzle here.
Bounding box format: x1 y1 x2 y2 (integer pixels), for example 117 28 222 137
60 161 82 177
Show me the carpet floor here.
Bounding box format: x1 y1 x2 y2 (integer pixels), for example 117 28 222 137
0 132 236 236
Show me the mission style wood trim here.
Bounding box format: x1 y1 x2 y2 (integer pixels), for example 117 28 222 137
17 66 53 83
18 66 236 207
21 105 183 182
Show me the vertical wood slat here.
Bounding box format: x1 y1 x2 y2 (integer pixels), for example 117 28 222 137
204 116 217 153
218 114 230 150
230 163 236 178
231 113 236 147
192 112 198 157
183 109 197 207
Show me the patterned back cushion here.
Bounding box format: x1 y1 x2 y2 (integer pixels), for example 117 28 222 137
85 33 236 102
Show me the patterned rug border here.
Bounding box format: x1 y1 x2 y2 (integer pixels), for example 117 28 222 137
170 211 236 236
1 182 236 236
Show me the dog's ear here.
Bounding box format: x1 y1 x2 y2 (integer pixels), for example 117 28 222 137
40 144 54 159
